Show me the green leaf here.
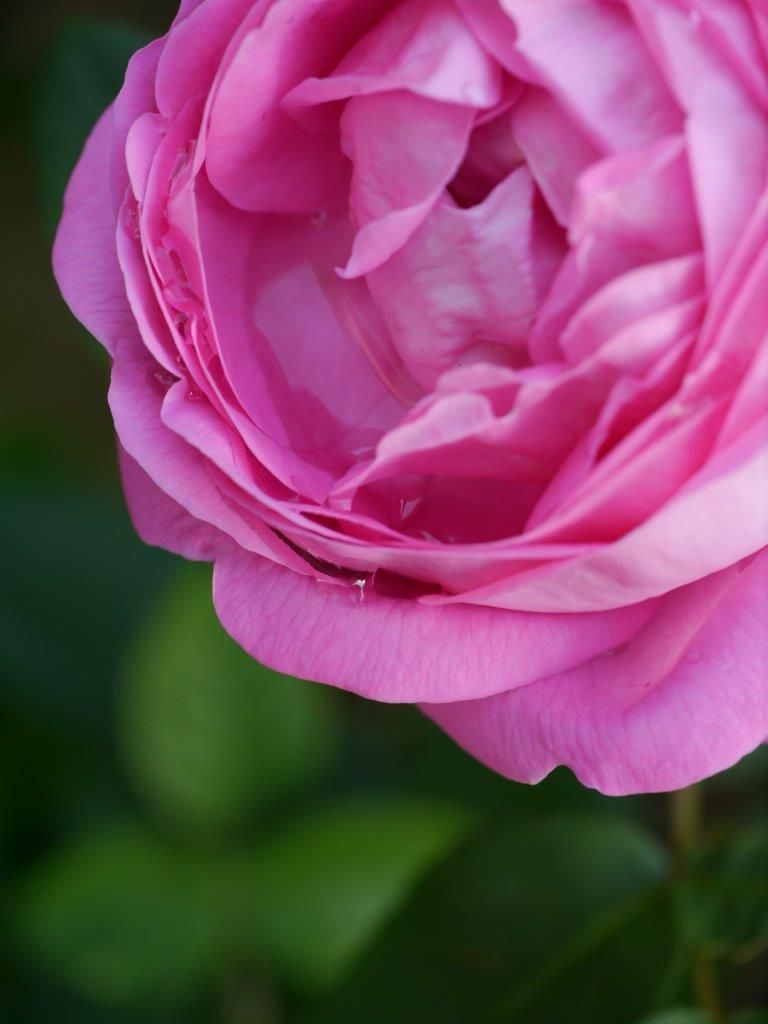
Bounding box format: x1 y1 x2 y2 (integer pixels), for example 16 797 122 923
238 798 472 993
120 563 339 835
636 1013 709 1024
679 828 768 956
34 20 150 234
730 1013 768 1024
312 816 672 1024
15 826 225 1005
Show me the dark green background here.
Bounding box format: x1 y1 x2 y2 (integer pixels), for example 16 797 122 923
1 2 767 1021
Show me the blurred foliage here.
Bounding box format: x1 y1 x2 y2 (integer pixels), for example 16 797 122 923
121 565 340 836
0 2 766 1022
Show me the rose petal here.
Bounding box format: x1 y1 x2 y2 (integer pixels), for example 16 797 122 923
628 0 768 279
501 0 682 151
339 92 475 277
53 109 129 357
425 554 768 795
119 445 231 561
205 0 391 213
211 548 656 703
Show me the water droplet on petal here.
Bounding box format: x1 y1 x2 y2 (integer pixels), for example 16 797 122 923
124 202 141 240
461 82 486 106
668 401 690 420
185 388 204 403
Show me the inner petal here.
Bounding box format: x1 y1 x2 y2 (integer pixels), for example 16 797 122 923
366 165 565 390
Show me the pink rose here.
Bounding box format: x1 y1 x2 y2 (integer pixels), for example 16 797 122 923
55 0 768 795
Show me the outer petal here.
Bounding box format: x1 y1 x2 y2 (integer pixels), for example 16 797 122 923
212 549 656 703
119 445 231 561
53 109 129 357
425 554 768 795
108 335 309 572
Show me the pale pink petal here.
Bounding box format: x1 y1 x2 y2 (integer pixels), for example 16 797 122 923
560 254 705 364
628 0 768 279
510 88 600 226
339 92 474 277
530 135 700 362
501 0 682 151
365 167 563 390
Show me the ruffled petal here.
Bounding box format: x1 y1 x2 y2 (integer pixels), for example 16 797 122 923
339 92 474 277
628 0 768 279
205 0 389 213
53 109 130 357
501 0 682 151
284 0 502 113
425 414 768 611
119 445 231 561
211 548 656 703
364 167 563 389
425 554 768 795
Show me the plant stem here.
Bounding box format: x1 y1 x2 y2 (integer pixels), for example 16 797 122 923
693 954 723 1024
670 784 703 865
669 784 724 1024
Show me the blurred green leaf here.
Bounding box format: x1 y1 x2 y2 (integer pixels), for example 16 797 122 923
16 826 225 1005
312 815 672 1024
238 798 472 993
35 20 149 234
121 563 339 835
730 1013 768 1024
679 828 768 957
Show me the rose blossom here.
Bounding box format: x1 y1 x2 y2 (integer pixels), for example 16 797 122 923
55 0 768 795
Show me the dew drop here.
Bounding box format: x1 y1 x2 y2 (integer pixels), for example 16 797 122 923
124 202 141 240
461 82 486 106
668 401 690 420
185 387 204 403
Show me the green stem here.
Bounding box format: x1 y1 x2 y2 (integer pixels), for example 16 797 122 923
693 954 724 1024
669 784 723 1024
670 784 703 865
